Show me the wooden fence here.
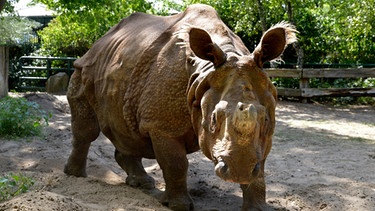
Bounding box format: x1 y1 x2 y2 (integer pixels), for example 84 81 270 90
14 57 375 99
265 68 375 100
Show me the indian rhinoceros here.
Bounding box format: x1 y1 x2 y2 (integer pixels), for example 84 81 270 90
64 4 297 211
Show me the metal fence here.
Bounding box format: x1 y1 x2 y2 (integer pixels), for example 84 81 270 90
17 56 76 91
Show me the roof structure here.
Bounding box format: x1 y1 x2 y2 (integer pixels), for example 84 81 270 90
0 0 55 46
15 0 54 17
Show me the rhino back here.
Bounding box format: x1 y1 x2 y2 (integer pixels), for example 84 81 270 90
72 10 197 148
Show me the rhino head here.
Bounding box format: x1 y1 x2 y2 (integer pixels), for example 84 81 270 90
186 23 297 184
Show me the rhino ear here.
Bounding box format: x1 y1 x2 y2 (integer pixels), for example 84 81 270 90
253 22 297 67
189 28 227 67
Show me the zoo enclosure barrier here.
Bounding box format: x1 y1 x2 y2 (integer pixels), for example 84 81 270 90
18 56 76 91
16 57 375 100
265 67 375 102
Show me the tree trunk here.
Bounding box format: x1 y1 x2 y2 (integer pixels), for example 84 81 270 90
0 46 9 98
285 0 293 23
285 0 304 68
255 0 267 33
0 0 6 12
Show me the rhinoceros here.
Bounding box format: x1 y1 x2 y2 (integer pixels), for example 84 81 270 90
64 4 297 210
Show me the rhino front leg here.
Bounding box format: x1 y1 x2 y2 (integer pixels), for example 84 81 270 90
115 150 155 189
240 161 269 211
240 179 267 211
151 134 193 211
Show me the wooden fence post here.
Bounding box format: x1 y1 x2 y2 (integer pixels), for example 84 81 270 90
0 46 9 99
299 75 309 103
296 47 308 103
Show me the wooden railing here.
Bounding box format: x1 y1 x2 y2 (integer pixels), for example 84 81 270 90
265 68 375 100
14 57 375 97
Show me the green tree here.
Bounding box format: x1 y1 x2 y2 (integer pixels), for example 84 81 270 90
0 0 15 13
0 17 41 45
186 0 375 64
0 0 7 12
183 0 290 57
36 0 375 64
1 0 41 98
35 0 154 57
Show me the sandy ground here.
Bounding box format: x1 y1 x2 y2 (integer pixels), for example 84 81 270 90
0 93 374 211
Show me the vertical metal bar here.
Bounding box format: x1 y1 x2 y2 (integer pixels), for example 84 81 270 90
47 58 51 78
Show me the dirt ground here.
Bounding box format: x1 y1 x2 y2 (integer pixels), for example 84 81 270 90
0 93 374 211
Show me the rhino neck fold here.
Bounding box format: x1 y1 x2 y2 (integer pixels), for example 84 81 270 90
186 61 213 108
186 61 214 140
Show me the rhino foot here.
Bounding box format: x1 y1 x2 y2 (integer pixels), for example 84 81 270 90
161 194 194 211
64 161 87 177
168 203 194 211
126 174 155 189
241 203 270 211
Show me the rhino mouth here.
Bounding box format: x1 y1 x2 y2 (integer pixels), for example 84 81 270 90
214 156 261 184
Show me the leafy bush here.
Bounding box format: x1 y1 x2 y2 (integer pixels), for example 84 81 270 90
0 173 34 202
0 96 51 137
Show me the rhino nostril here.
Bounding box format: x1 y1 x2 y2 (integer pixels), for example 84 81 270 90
252 163 260 177
215 159 228 176
237 102 245 111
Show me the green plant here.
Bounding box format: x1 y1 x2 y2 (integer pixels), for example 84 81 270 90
0 96 51 137
0 172 35 202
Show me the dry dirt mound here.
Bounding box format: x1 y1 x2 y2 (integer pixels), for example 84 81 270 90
1 93 374 211
0 190 88 211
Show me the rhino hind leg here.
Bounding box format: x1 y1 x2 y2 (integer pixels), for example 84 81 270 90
64 79 101 177
114 150 155 189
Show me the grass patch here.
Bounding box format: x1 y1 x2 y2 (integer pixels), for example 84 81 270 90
0 172 34 202
0 96 51 137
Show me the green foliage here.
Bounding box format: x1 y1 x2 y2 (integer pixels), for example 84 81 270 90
272 77 299 89
0 16 41 45
153 0 185 15
309 77 375 105
183 0 375 64
0 0 41 45
8 44 42 91
35 0 375 63
35 0 154 56
295 1 375 64
0 0 18 14
0 172 34 202
0 96 51 137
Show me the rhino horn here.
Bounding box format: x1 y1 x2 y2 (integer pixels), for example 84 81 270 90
233 102 257 133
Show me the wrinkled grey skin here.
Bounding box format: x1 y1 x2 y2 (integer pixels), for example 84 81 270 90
64 4 297 211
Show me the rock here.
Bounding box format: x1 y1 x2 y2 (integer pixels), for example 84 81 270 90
46 72 69 94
